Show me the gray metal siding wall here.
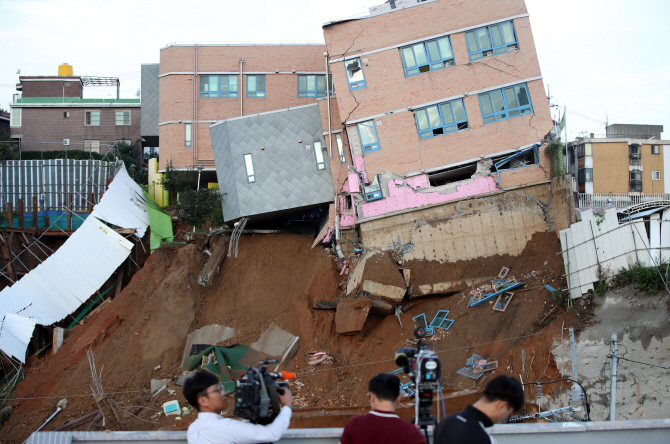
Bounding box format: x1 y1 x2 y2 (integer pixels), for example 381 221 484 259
141 64 160 137
606 124 664 139
211 122 241 221
210 104 334 222
0 159 118 212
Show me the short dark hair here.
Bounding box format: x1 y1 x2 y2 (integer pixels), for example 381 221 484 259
482 375 524 411
368 373 400 402
183 370 220 411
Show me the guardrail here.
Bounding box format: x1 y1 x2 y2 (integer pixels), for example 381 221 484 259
578 193 670 209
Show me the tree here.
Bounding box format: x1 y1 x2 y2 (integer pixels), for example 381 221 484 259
175 187 225 229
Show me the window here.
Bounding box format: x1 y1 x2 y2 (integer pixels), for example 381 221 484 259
313 141 326 171
357 120 380 153
652 171 661 180
63 111 70 118
84 140 100 153
629 144 640 155
244 154 256 183
185 123 192 147
400 36 454 77
364 174 383 202
115 110 131 125
414 98 468 139
115 139 131 146
200 75 238 98
63 81 71 87
85 110 100 126
577 168 593 184
652 145 660 155
465 21 519 60
335 133 346 163
10 108 21 127
246 75 266 98
298 74 333 97
479 83 532 124
344 58 366 90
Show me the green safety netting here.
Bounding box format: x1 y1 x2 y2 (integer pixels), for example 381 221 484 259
184 344 267 394
144 191 174 252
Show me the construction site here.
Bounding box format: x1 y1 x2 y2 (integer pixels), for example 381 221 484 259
1 0 669 443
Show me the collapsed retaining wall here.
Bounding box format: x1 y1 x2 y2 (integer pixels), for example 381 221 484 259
358 176 572 263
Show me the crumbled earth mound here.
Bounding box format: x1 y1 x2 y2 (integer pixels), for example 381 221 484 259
2 231 588 441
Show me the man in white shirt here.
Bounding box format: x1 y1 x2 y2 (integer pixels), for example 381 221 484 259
184 370 292 444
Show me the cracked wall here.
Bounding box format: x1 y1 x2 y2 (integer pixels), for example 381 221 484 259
358 177 571 263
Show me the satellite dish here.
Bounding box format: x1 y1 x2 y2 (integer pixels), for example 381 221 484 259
16 69 21 75
135 88 141 97
346 60 361 75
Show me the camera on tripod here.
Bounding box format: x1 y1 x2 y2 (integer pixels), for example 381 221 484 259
233 359 295 424
394 327 441 427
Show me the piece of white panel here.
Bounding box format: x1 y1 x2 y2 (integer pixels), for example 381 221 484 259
661 210 670 264
0 314 37 363
650 213 661 265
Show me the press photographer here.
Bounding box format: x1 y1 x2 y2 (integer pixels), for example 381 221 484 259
183 366 292 444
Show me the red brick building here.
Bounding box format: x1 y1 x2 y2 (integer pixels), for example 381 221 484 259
9 72 141 157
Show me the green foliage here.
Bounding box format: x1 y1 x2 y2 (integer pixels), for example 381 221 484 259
544 142 566 178
551 289 571 306
0 129 17 161
159 160 198 195
594 211 606 227
18 149 107 161
611 262 668 294
112 141 147 187
175 187 225 229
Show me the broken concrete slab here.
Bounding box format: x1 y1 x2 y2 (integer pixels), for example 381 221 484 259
335 298 372 335
250 323 299 359
362 280 405 302
151 379 169 395
181 324 236 369
411 276 493 299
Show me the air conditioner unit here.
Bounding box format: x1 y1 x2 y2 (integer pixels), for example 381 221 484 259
63 139 70 146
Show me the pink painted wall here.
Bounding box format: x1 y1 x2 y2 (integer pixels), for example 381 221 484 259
361 176 499 219
348 172 360 192
405 174 429 189
340 214 356 227
353 156 368 183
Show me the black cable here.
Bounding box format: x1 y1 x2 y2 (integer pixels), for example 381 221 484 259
617 356 670 370
522 378 591 421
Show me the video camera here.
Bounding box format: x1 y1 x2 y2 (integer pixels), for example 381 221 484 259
233 359 295 424
395 327 441 428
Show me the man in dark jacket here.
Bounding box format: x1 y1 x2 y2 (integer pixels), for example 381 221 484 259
340 373 426 444
434 375 523 444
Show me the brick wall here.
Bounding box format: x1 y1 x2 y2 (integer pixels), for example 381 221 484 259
11 106 141 157
592 141 666 194
158 45 329 169
20 77 82 98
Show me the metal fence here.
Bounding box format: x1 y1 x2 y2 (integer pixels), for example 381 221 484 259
0 159 120 213
578 193 670 209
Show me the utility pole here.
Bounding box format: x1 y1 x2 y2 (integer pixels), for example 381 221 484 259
569 328 582 402
610 333 618 421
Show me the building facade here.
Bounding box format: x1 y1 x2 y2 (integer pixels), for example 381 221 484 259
9 70 141 158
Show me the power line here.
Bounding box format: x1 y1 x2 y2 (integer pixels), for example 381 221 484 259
617 356 670 371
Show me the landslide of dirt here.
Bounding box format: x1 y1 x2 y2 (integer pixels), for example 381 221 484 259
2 231 588 441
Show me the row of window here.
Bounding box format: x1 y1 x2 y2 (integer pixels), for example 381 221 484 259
577 168 662 185
9 108 131 127
200 74 334 99
353 82 533 151
576 143 662 159
82 139 131 153
341 19 519 87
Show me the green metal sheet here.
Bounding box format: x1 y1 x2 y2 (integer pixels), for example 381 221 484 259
144 191 174 252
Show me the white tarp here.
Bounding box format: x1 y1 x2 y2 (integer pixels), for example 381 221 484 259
0 314 37 363
0 165 142 362
90 164 150 238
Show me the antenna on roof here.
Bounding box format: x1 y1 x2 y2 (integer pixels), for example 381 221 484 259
16 69 21 75
135 88 141 97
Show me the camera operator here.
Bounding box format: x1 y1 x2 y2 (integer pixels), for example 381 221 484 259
184 370 292 444
339 373 426 444
434 375 523 444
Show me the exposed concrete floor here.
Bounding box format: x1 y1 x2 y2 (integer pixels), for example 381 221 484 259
549 288 670 421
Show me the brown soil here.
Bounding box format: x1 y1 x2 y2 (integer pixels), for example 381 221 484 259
2 231 589 441
359 251 407 289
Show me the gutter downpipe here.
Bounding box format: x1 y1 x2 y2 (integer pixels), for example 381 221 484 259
239 59 244 117
325 52 332 159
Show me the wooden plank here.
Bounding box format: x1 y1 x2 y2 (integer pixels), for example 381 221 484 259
32 196 38 228
68 194 73 230
21 232 36 270
0 231 17 282
6 202 13 228
53 410 100 431
17 199 24 228
89 192 94 213
198 236 229 286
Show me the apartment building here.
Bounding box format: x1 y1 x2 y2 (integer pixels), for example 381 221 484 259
9 65 141 157
321 0 553 227
567 124 669 195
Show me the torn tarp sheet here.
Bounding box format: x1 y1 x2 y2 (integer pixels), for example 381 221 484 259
0 216 133 362
90 164 150 238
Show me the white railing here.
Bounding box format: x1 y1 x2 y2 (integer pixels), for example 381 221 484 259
578 193 670 209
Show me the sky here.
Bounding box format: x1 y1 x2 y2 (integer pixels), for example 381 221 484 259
0 0 668 140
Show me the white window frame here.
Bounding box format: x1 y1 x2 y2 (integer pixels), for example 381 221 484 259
313 141 326 171
244 154 256 183
115 110 131 126
185 123 192 147
651 145 660 155
652 171 661 180
10 108 21 127
85 110 100 126
85 139 100 153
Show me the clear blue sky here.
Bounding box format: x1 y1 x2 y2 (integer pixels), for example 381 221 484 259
1 0 668 140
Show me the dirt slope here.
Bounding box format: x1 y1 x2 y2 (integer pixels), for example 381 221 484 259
2 231 585 441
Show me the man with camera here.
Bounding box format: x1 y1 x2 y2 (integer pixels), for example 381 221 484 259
434 375 523 444
183 370 293 444
339 373 427 444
